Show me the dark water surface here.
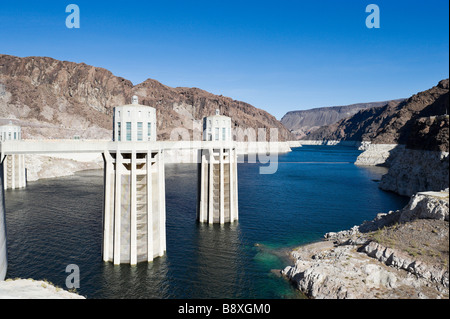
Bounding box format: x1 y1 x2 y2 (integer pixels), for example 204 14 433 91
4 146 409 298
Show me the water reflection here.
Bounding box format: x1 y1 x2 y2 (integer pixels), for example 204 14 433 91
97 258 170 299
192 222 243 298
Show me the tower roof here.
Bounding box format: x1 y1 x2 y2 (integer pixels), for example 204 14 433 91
204 109 230 119
115 96 155 109
0 120 20 128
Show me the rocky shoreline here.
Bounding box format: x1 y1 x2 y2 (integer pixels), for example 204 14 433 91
0 278 85 299
355 143 449 197
282 190 449 299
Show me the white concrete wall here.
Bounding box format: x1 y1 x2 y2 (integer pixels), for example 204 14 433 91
203 114 232 142
113 105 157 142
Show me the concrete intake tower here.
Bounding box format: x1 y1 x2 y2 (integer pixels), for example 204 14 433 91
102 96 166 265
197 110 239 224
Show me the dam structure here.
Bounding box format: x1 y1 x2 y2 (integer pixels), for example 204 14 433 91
0 97 241 279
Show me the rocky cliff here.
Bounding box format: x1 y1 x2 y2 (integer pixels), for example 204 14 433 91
332 80 450 196
0 54 293 141
281 100 403 140
355 114 449 196
303 79 449 146
377 148 449 196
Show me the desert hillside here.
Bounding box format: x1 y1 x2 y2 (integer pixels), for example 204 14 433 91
303 79 449 152
0 54 294 141
281 100 404 139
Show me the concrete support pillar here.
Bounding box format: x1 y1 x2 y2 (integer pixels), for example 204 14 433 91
229 148 235 222
3 155 26 190
197 152 207 223
208 149 214 224
146 151 153 261
130 151 137 265
103 148 166 265
11 155 15 190
113 152 122 265
219 148 225 224
0 159 8 281
197 146 238 224
20 155 25 189
158 149 166 256
102 151 113 262
232 147 239 222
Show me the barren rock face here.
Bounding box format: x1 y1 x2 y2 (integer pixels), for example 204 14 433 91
281 100 402 139
0 54 294 141
378 150 449 196
303 79 449 152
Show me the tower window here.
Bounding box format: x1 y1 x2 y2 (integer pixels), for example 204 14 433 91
137 122 143 141
126 122 132 141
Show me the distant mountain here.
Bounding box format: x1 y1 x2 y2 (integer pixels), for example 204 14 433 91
303 79 449 152
0 54 294 141
280 100 404 139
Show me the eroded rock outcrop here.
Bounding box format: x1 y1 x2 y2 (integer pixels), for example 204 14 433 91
378 149 449 196
283 190 449 299
0 278 85 299
303 79 449 144
280 101 400 140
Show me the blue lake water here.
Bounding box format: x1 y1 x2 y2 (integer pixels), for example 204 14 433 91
4 145 409 299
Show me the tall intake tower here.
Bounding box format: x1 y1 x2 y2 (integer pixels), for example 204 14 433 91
197 110 239 224
103 96 166 265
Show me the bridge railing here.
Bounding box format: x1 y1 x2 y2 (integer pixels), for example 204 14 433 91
0 139 238 156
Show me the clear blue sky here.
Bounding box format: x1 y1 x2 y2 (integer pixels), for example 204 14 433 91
1 0 448 119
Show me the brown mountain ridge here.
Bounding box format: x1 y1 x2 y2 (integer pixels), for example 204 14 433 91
0 54 294 141
303 79 449 152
